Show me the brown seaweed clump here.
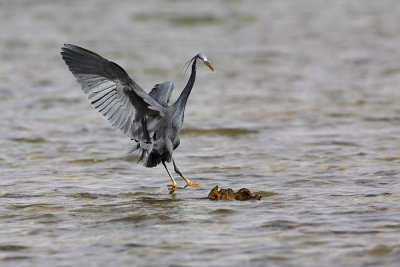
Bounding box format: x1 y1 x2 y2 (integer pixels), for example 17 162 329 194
207 186 261 201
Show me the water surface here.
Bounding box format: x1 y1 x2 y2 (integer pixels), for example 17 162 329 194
1 0 400 266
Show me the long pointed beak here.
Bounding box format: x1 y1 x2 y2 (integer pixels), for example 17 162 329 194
203 61 215 72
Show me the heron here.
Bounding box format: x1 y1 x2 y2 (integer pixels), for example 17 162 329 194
60 44 215 194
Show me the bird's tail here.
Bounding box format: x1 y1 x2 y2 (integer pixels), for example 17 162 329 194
129 141 153 165
130 142 171 168
142 152 159 167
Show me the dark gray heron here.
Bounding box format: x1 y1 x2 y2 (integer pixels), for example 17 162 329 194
61 44 215 194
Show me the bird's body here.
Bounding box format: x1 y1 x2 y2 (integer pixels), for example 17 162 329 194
61 44 214 193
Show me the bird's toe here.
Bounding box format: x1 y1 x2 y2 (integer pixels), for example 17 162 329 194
184 182 200 188
167 184 177 194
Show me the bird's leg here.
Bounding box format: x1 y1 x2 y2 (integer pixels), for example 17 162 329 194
172 159 200 188
162 161 176 194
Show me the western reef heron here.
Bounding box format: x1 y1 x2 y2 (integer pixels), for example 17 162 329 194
61 44 215 194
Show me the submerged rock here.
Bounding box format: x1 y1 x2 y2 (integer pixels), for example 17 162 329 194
207 186 261 201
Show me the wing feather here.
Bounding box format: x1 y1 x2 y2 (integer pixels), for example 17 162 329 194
149 81 174 106
61 44 165 141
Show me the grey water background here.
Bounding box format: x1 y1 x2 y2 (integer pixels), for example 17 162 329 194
1 0 400 266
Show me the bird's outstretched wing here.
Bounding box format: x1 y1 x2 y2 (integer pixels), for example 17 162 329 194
149 81 174 107
60 44 165 141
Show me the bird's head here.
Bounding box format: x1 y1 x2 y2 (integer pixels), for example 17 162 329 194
195 53 215 72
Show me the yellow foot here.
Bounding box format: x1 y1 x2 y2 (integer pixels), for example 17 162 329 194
167 184 177 194
184 181 200 188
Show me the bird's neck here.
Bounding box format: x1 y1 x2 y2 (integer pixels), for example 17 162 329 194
172 58 197 114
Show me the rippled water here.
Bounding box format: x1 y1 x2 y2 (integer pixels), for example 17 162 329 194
1 0 400 266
